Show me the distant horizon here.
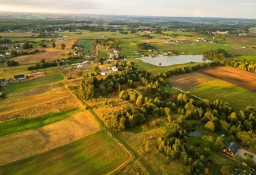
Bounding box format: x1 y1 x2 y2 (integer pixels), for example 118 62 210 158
0 0 256 19
0 10 256 20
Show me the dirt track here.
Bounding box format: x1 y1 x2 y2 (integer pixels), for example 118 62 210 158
201 66 256 91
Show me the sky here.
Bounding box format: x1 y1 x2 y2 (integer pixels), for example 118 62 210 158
0 0 255 19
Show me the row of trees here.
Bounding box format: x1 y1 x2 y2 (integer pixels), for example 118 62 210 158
95 38 119 49
7 60 19 66
157 61 222 79
27 59 57 70
226 59 256 74
203 49 232 60
138 43 157 51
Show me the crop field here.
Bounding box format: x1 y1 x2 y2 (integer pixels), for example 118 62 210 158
12 49 66 65
167 67 256 110
0 68 81 121
63 30 138 40
0 108 80 137
201 66 256 91
0 111 100 165
79 39 93 52
0 32 39 38
0 130 130 175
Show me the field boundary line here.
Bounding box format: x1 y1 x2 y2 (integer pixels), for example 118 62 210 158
69 91 141 175
172 86 206 101
0 95 72 117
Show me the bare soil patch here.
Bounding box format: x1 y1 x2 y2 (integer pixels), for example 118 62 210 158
0 111 100 165
166 72 214 91
201 66 256 91
227 37 256 45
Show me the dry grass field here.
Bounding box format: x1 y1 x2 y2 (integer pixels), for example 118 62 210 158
201 66 256 91
0 130 131 175
0 111 100 165
12 39 77 65
0 95 79 122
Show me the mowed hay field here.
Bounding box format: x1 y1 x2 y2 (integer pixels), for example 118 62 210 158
0 111 100 165
168 67 256 110
0 130 130 175
12 39 77 65
0 69 79 121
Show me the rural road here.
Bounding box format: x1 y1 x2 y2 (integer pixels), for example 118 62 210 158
237 149 256 164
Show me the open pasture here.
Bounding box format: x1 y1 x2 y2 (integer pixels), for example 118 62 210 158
0 111 100 165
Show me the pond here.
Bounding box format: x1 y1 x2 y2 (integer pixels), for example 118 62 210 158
139 55 209 66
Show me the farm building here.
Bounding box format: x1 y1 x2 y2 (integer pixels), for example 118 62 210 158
111 66 118 72
13 74 26 81
100 70 108 76
0 79 10 86
223 141 239 157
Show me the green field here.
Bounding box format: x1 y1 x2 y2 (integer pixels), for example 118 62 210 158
132 58 200 75
0 130 130 175
0 108 79 137
79 39 93 52
191 79 256 110
0 65 31 79
3 70 63 95
169 72 256 110
63 30 137 40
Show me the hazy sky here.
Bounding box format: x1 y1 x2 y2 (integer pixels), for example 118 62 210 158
0 0 255 18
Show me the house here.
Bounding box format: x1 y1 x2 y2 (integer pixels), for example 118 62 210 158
13 74 26 81
111 66 118 72
100 70 108 76
223 141 239 157
0 79 10 86
188 130 202 137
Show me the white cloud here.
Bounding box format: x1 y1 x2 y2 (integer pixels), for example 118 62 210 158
0 0 255 18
